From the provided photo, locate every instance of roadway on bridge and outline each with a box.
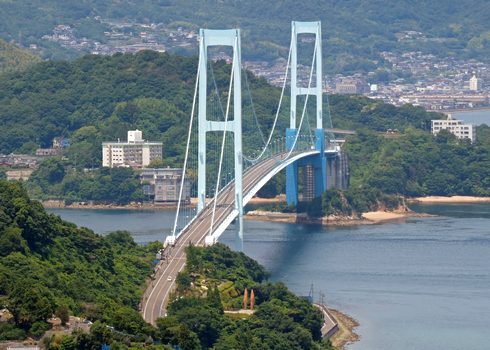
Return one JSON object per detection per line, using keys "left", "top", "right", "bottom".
{"left": 142, "top": 152, "right": 298, "bottom": 324}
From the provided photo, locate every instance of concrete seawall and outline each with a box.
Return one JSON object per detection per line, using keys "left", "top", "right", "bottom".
{"left": 314, "top": 303, "right": 340, "bottom": 339}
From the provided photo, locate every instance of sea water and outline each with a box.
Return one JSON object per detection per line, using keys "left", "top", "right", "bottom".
{"left": 48, "top": 203, "right": 490, "bottom": 350}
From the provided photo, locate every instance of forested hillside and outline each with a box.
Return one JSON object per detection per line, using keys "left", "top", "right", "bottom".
{"left": 1, "top": 1, "right": 490, "bottom": 68}
{"left": 330, "top": 95, "right": 490, "bottom": 198}
{"left": 0, "top": 51, "right": 195, "bottom": 161}
{"left": 0, "top": 51, "right": 435, "bottom": 161}
{"left": 0, "top": 51, "right": 279, "bottom": 166}
{"left": 1, "top": 52, "right": 488, "bottom": 206}
{"left": 158, "top": 243, "right": 333, "bottom": 350}
{"left": 0, "top": 180, "right": 159, "bottom": 341}
{"left": 304, "top": 125, "right": 490, "bottom": 218}
{"left": 0, "top": 180, "right": 334, "bottom": 348}
{"left": 0, "top": 39, "right": 39, "bottom": 73}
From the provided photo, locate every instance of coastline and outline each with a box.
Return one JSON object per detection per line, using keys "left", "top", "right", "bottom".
{"left": 41, "top": 200, "right": 178, "bottom": 211}
{"left": 41, "top": 195, "right": 288, "bottom": 211}
{"left": 41, "top": 195, "right": 490, "bottom": 212}
{"left": 409, "top": 195, "right": 490, "bottom": 203}
{"left": 245, "top": 209, "right": 431, "bottom": 226}
{"left": 328, "top": 308, "right": 360, "bottom": 350}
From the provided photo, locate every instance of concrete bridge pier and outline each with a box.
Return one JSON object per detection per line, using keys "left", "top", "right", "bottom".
{"left": 286, "top": 128, "right": 328, "bottom": 206}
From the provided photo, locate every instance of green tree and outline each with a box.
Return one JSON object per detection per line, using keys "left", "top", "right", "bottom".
{"left": 8, "top": 283, "right": 55, "bottom": 329}
{"left": 55, "top": 305, "right": 70, "bottom": 326}
{"left": 29, "top": 321, "right": 50, "bottom": 338}
{"left": 176, "top": 325, "right": 201, "bottom": 350}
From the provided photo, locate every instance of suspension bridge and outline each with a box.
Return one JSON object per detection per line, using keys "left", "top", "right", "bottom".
{"left": 142, "top": 21, "right": 348, "bottom": 325}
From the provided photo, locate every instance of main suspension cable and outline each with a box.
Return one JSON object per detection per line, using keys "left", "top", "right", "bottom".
{"left": 284, "top": 40, "right": 318, "bottom": 159}
{"left": 243, "top": 67, "right": 266, "bottom": 146}
{"left": 242, "top": 41, "right": 293, "bottom": 163}
{"left": 172, "top": 60, "right": 200, "bottom": 238}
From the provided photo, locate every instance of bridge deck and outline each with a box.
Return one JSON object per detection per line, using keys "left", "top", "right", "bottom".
{"left": 141, "top": 150, "right": 332, "bottom": 324}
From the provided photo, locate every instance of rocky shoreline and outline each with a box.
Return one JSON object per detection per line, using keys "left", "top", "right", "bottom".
{"left": 244, "top": 208, "right": 431, "bottom": 226}
{"left": 329, "top": 308, "right": 360, "bottom": 350}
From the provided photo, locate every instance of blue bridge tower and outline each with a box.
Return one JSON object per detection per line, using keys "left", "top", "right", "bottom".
{"left": 286, "top": 21, "right": 328, "bottom": 206}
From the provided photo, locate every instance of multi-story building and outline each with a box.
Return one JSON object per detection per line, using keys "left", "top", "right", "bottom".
{"left": 469, "top": 74, "right": 482, "bottom": 92}
{"left": 102, "top": 130, "right": 162, "bottom": 168}
{"left": 140, "top": 168, "right": 191, "bottom": 203}
{"left": 431, "top": 115, "right": 476, "bottom": 142}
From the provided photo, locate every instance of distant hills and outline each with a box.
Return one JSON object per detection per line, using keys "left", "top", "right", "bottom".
{"left": 0, "top": 51, "right": 280, "bottom": 166}
{"left": 0, "top": 39, "right": 39, "bottom": 73}
{"left": 1, "top": 50, "right": 488, "bottom": 203}
{"left": 1, "top": 1, "right": 490, "bottom": 71}
{"left": 0, "top": 50, "right": 439, "bottom": 157}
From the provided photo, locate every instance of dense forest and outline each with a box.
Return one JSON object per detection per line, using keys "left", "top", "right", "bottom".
{"left": 0, "top": 39, "right": 39, "bottom": 74}
{"left": 0, "top": 51, "right": 278, "bottom": 165}
{"left": 0, "top": 180, "right": 333, "bottom": 349}
{"left": 0, "top": 180, "right": 159, "bottom": 342}
{"left": 301, "top": 124, "right": 490, "bottom": 217}
{"left": 329, "top": 96, "right": 490, "bottom": 210}
{"left": 2, "top": 52, "right": 488, "bottom": 206}
{"left": 1, "top": 0, "right": 490, "bottom": 70}
{"left": 0, "top": 51, "right": 197, "bottom": 159}
{"left": 26, "top": 159, "right": 146, "bottom": 204}
{"left": 0, "top": 51, "right": 438, "bottom": 161}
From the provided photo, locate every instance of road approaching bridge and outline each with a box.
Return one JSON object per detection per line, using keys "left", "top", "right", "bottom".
{"left": 141, "top": 22, "right": 346, "bottom": 338}
{"left": 141, "top": 150, "right": 322, "bottom": 324}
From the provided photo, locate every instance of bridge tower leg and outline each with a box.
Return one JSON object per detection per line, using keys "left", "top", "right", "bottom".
{"left": 286, "top": 21, "right": 326, "bottom": 206}
{"left": 197, "top": 29, "right": 243, "bottom": 245}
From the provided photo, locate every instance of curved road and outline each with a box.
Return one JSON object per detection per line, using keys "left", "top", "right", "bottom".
{"left": 141, "top": 151, "right": 310, "bottom": 324}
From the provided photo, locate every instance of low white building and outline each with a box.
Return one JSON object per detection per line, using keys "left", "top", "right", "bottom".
{"left": 102, "top": 130, "right": 162, "bottom": 168}
{"left": 431, "top": 115, "right": 476, "bottom": 143}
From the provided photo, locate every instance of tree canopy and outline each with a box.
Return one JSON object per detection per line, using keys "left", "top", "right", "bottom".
{"left": 1, "top": 1, "right": 490, "bottom": 70}
{"left": 0, "top": 180, "right": 159, "bottom": 340}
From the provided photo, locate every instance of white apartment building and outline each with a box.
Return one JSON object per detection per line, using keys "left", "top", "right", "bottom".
{"left": 431, "top": 115, "right": 476, "bottom": 143}
{"left": 469, "top": 74, "right": 482, "bottom": 92}
{"left": 102, "top": 130, "right": 163, "bottom": 168}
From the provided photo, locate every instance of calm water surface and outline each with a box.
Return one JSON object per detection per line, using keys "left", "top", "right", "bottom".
{"left": 453, "top": 110, "right": 490, "bottom": 125}
{"left": 48, "top": 204, "right": 490, "bottom": 350}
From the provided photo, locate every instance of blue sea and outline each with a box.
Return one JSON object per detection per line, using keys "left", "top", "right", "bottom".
{"left": 48, "top": 203, "right": 490, "bottom": 350}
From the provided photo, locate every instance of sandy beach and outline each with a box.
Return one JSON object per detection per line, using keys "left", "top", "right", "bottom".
{"left": 362, "top": 210, "right": 417, "bottom": 222}
{"left": 410, "top": 196, "right": 490, "bottom": 203}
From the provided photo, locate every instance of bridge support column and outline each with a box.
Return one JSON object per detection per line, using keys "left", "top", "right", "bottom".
{"left": 314, "top": 128, "right": 327, "bottom": 198}
{"left": 286, "top": 21, "right": 324, "bottom": 207}
{"left": 197, "top": 29, "right": 244, "bottom": 248}
{"left": 286, "top": 128, "right": 299, "bottom": 206}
